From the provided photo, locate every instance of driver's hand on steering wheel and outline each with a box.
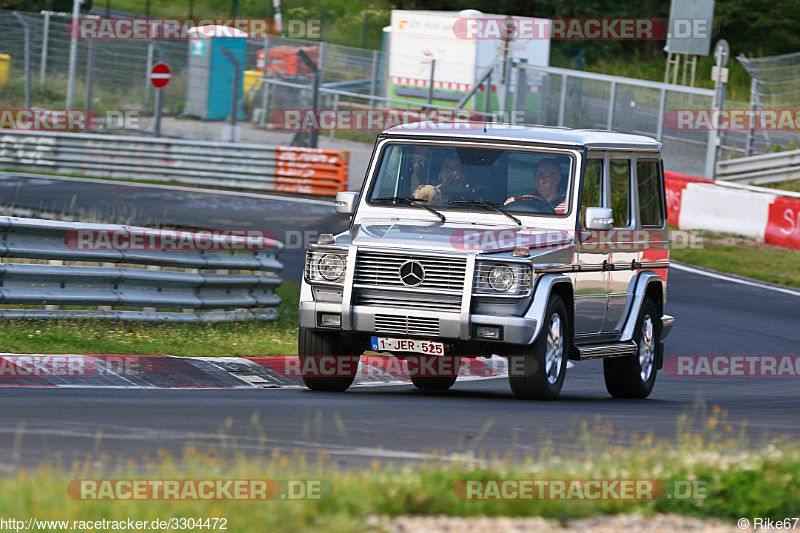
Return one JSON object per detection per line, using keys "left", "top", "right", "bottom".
{"left": 504, "top": 196, "right": 517, "bottom": 206}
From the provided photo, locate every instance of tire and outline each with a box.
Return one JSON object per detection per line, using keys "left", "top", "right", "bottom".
{"left": 603, "top": 297, "right": 660, "bottom": 399}
{"left": 406, "top": 356, "right": 461, "bottom": 391}
{"left": 508, "top": 294, "right": 569, "bottom": 400}
{"left": 298, "top": 328, "right": 360, "bottom": 392}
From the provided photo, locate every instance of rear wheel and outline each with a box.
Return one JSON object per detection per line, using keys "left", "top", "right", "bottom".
{"left": 407, "top": 356, "right": 461, "bottom": 391}
{"left": 508, "top": 294, "right": 569, "bottom": 400}
{"left": 298, "top": 328, "right": 360, "bottom": 392}
{"left": 603, "top": 297, "right": 660, "bottom": 399}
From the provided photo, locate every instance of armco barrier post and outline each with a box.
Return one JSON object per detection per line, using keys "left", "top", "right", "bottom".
{"left": 12, "top": 12, "right": 32, "bottom": 110}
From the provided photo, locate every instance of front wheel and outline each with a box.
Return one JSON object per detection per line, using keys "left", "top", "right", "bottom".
{"left": 603, "top": 297, "right": 660, "bottom": 399}
{"left": 508, "top": 294, "right": 569, "bottom": 400}
{"left": 298, "top": 328, "right": 360, "bottom": 392}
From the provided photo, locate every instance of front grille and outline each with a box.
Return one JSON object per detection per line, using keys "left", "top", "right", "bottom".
{"left": 374, "top": 314, "right": 440, "bottom": 336}
{"left": 355, "top": 251, "right": 466, "bottom": 292}
{"left": 354, "top": 289, "right": 462, "bottom": 311}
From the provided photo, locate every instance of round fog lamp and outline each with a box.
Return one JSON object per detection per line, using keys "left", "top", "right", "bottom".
{"left": 318, "top": 254, "right": 345, "bottom": 281}
{"left": 488, "top": 265, "right": 515, "bottom": 292}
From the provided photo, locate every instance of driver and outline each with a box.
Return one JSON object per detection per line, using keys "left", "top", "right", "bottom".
{"left": 413, "top": 155, "right": 472, "bottom": 205}
{"left": 504, "top": 159, "right": 567, "bottom": 214}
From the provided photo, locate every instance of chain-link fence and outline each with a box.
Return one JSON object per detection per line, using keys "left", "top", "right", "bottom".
{"left": 737, "top": 52, "right": 800, "bottom": 155}
{"left": 0, "top": 9, "right": 384, "bottom": 120}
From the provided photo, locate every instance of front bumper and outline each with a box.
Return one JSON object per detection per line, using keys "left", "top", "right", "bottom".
{"left": 299, "top": 300, "right": 539, "bottom": 345}
{"left": 661, "top": 314, "right": 675, "bottom": 340}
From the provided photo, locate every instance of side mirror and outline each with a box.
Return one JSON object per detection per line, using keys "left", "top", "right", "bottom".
{"left": 334, "top": 191, "right": 359, "bottom": 215}
{"left": 585, "top": 207, "right": 614, "bottom": 230}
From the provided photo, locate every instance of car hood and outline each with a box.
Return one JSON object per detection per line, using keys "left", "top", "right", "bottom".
{"left": 348, "top": 219, "right": 574, "bottom": 254}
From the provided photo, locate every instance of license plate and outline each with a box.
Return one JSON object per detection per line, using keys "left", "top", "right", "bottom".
{"left": 370, "top": 336, "right": 444, "bottom": 355}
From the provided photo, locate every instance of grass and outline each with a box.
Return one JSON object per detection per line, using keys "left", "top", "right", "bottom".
{"left": 0, "top": 282, "right": 300, "bottom": 357}
{"left": 762, "top": 178, "right": 800, "bottom": 193}
{"left": 0, "top": 410, "right": 797, "bottom": 530}
{"left": 670, "top": 229, "right": 800, "bottom": 288}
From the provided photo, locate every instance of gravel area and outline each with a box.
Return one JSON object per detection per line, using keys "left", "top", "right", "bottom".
{"left": 367, "top": 514, "right": 741, "bottom": 532}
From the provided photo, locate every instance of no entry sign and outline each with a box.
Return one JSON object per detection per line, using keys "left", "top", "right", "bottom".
{"left": 149, "top": 63, "right": 171, "bottom": 89}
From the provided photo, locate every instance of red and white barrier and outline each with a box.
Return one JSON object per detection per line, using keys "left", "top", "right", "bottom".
{"left": 664, "top": 170, "right": 800, "bottom": 250}
{"left": 766, "top": 197, "right": 800, "bottom": 250}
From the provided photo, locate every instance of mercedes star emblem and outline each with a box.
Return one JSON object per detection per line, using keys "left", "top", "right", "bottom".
{"left": 399, "top": 260, "right": 425, "bottom": 287}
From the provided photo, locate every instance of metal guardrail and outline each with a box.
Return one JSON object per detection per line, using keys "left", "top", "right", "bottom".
{"left": 0, "top": 131, "right": 349, "bottom": 196}
{"left": 0, "top": 216, "right": 284, "bottom": 322}
{"left": 716, "top": 150, "right": 800, "bottom": 185}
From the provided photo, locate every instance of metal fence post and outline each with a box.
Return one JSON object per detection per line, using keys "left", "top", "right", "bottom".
{"left": 606, "top": 81, "right": 617, "bottom": 131}
{"left": 705, "top": 52, "right": 728, "bottom": 179}
{"left": 503, "top": 58, "right": 512, "bottom": 114}
{"left": 483, "top": 68, "right": 492, "bottom": 115}
{"left": 154, "top": 88, "right": 163, "bottom": 137}
{"left": 86, "top": 40, "right": 95, "bottom": 111}
{"left": 512, "top": 59, "right": 528, "bottom": 123}
{"left": 219, "top": 46, "right": 241, "bottom": 132}
{"left": 39, "top": 11, "right": 50, "bottom": 89}
{"left": 12, "top": 13, "right": 32, "bottom": 111}
{"left": 259, "top": 79, "right": 271, "bottom": 127}
{"left": 297, "top": 49, "right": 320, "bottom": 148}
{"left": 330, "top": 93, "right": 339, "bottom": 139}
{"left": 656, "top": 87, "right": 667, "bottom": 140}
{"left": 539, "top": 72, "right": 549, "bottom": 124}
{"left": 318, "top": 41, "right": 326, "bottom": 82}
{"left": 745, "top": 78, "right": 758, "bottom": 156}
{"left": 557, "top": 73, "right": 568, "bottom": 127}
{"left": 144, "top": 42, "right": 154, "bottom": 104}
{"left": 369, "top": 49, "right": 379, "bottom": 109}
{"left": 427, "top": 59, "right": 436, "bottom": 105}
{"left": 66, "top": 0, "right": 80, "bottom": 109}
{"left": 258, "top": 37, "right": 271, "bottom": 127}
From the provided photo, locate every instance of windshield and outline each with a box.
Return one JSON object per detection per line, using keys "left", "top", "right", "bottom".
{"left": 368, "top": 143, "right": 575, "bottom": 216}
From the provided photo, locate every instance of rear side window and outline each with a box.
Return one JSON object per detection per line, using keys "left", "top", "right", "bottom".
{"left": 610, "top": 159, "right": 631, "bottom": 228}
{"left": 636, "top": 160, "right": 665, "bottom": 227}
{"left": 580, "top": 159, "right": 603, "bottom": 228}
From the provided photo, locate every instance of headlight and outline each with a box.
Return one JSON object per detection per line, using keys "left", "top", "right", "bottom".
{"left": 305, "top": 249, "right": 347, "bottom": 284}
{"left": 488, "top": 265, "right": 515, "bottom": 292}
{"left": 473, "top": 262, "right": 532, "bottom": 297}
{"left": 318, "top": 253, "right": 345, "bottom": 281}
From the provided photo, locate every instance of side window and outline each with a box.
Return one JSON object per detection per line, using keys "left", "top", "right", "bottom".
{"left": 609, "top": 159, "right": 631, "bottom": 228}
{"left": 580, "top": 158, "right": 603, "bottom": 227}
{"left": 636, "top": 159, "right": 665, "bottom": 227}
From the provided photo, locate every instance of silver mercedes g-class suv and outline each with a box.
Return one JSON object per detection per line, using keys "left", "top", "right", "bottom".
{"left": 299, "top": 123, "right": 674, "bottom": 400}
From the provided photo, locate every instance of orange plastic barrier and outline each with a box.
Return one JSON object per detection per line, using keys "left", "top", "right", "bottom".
{"left": 274, "top": 146, "right": 349, "bottom": 196}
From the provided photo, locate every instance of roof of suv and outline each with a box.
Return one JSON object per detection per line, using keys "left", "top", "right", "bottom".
{"left": 381, "top": 123, "right": 662, "bottom": 151}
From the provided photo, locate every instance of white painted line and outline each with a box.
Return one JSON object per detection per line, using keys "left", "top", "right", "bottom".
{"left": 671, "top": 262, "right": 800, "bottom": 297}
{"left": 0, "top": 171, "right": 334, "bottom": 206}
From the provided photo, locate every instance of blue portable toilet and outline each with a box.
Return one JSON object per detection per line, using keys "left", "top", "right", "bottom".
{"left": 184, "top": 25, "right": 248, "bottom": 120}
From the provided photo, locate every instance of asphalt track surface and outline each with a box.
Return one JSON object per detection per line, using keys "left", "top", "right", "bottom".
{"left": 0, "top": 172, "right": 798, "bottom": 468}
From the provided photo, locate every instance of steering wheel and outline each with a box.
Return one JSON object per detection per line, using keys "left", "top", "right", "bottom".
{"left": 504, "top": 196, "right": 557, "bottom": 214}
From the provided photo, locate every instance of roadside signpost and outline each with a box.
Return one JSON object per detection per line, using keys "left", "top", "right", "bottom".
{"left": 149, "top": 62, "right": 171, "bottom": 137}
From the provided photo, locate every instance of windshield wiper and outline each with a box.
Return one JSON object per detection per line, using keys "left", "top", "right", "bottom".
{"left": 449, "top": 200, "right": 522, "bottom": 226}
{"left": 373, "top": 196, "right": 446, "bottom": 222}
